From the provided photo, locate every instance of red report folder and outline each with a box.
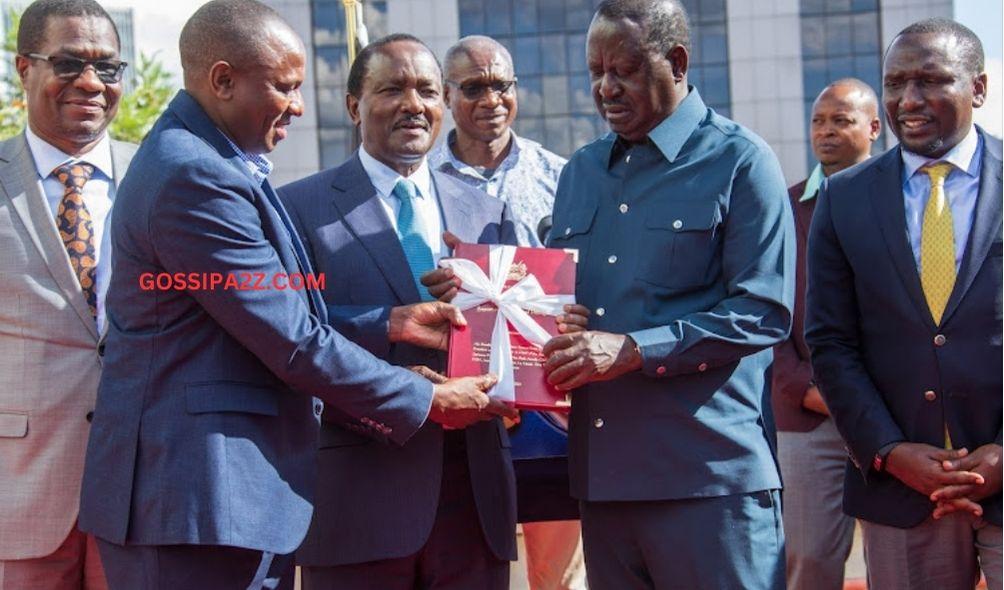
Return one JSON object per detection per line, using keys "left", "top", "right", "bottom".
{"left": 445, "top": 243, "right": 577, "bottom": 411}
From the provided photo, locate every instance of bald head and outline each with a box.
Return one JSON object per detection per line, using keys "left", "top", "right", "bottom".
{"left": 444, "top": 35, "right": 513, "bottom": 81}
{"left": 814, "top": 78, "right": 879, "bottom": 119}
{"left": 179, "top": 0, "right": 301, "bottom": 85}
{"left": 810, "top": 77, "right": 881, "bottom": 175}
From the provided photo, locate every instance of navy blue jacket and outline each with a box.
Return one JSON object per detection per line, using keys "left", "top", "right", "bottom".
{"left": 806, "top": 129, "right": 1002, "bottom": 528}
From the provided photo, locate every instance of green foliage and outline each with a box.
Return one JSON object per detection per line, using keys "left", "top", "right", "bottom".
{"left": 0, "top": 7, "right": 174, "bottom": 144}
{"left": 0, "top": 7, "right": 25, "bottom": 140}
{"left": 109, "top": 51, "right": 174, "bottom": 144}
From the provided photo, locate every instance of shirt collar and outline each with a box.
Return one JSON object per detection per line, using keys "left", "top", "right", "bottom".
{"left": 218, "top": 130, "right": 273, "bottom": 185}
{"left": 25, "top": 125, "right": 114, "bottom": 180}
{"left": 439, "top": 128, "right": 521, "bottom": 180}
{"left": 800, "top": 164, "right": 826, "bottom": 202}
{"left": 607, "top": 86, "right": 706, "bottom": 168}
{"left": 901, "top": 124, "right": 981, "bottom": 180}
{"left": 358, "top": 145, "right": 433, "bottom": 200}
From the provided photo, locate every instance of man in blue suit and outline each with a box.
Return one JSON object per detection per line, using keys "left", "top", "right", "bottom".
{"left": 541, "top": 1, "right": 794, "bottom": 588}
{"left": 279, "top": 33, "right": 586, "bottom": 590}
{"left": 77, "top": 4, "right": 511, "bottom": 589}
{"left": 806, "top": 18, "right": 1001, "bottom": 590}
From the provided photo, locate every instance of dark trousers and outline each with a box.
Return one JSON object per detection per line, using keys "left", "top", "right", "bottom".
{"left": 96, "top": 539, "right": 294, "bottom": 590}
{"left": 581, "top": 490, "right": 785, "bottom": 590}
{"left": 302, "top": 432, "right": 509, "bottom": 590}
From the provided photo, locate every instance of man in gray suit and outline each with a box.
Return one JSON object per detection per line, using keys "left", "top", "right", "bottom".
{"left": 280, "top": 33, "right": 586, "bottom": 590}
{"left": 0, "top": 1, "right": 134, "bottom": 588}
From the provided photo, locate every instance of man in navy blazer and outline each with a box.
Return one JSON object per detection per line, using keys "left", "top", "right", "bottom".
{"left": 77, "top": 4, "right": 509, "bottom": 589}
{"left": 278, "top": 34, "right": 540, "bottom": 590}
{"left": 806, "top": 18, "right": 1002, "bottom": 590}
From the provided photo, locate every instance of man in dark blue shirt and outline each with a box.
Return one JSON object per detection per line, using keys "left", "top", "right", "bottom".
{"left": 543, "top": 1, "right": 795, "bottom": 588}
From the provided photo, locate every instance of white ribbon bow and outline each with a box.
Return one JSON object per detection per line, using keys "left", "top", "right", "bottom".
{"left": 440, "top": 245, "right": 575, "bottom": 402}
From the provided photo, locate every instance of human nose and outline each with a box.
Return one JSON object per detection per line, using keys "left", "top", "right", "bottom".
{"left": 288, "top": 88, "right": 304, "bottom": 117}
{"left": 597, "top": 72, "right": 621, "bottom": 100}
{"left": 73, "top": 65, "right": 105, "bottom": 92}
{"left": 401, "top": 88, "right": 423, "bottom": 113}
{"left": 899, "top": 80, "right": 924, "bottom": 111}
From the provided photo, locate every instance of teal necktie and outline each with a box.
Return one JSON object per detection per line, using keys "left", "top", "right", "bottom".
{"left": 393, "top": 178, "right": 435, "bottom": 300}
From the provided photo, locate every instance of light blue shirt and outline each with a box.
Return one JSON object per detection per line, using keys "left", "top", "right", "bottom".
{"left": 26, "top": 127, "right": 115, "bottom": 334}
{"left": 357, "top": 147, "right": 447, "bottom": 260}
{"left": 901, "top": 125, "right": 982, "bottom": 272}
{"left": 219, "top": 131, "right": 273, "bottom": 185}
{"left": 429, "top": 130, "right": 566, "bottom": 247}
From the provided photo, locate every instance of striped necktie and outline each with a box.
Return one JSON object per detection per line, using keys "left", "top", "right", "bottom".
{"left": 53, "top": 162, "right": 98, "bottom": 322}
{"left": 920, "top": 162, "right": 956, "bottom": 325}
{"left": 393, "top": 178, "right": 435, "bottom": 300}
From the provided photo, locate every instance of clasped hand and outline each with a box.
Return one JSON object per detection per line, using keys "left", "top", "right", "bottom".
{"left": 885, "top": 442, "right": 1002, "bottom": 520}
{"left": 410, "top": 366, "right": 517, "bottom": 430}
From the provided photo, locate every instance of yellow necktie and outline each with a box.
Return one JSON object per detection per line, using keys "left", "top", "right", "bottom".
{"left": 920, "top": 163, "right": 955, "bottom": 325}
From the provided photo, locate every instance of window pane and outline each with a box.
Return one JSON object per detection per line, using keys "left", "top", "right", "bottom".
{"left": 851, "top": 12, "right": 879, "bottom": 54}
{"left": 825, "top": 15, "right": 852, "bottom": 56}
{"left": 544, "top": 115, "right": 572, "bottom": 156}
{"left": 516, "top": 116, "right": 545, "bottom": 145}
{"left": 542, "top": 74, "right": 570, "bottom": 116}
{"left": 517, "top": 75, "right": 543, "bottom": 117}
{"left": 514, "top": 0, "right": 538, "bottom": 34}
{"left": 458, "top": 0, "right": 483, "bottom": 33}
{"left": 539, "top": 0, "right": 564, "bottom": 32}
{"left": 566, "top": 33, "right": 587, "bottom": 73}
{"left": 801, "top": 17, "right": 825, "bottom": 58}
{"left": 541, "top": 34, "right": 567, "bottom": 74}
{"left": 698, "top": 0, "right": 725, "bottom": 22}
{"left": 515, "top": 36, "right": 542, "bottom": 75}
{"left": 700, "top": 24, "right": 727, "bottom": 64}
{"left": 569, "top": 72, "right": 593, "bottom": 113}
{"left": 485, "top": 0, "right": 513, "bottom": 36}
{"left": 315, "top": 46, "right": 349, "bottom": 86}
{"left": 316, "top": 85, "right": 349, "bottom": 126}
{"left": 570, "top": 114, "right": 601, "bottom": 152}
{"left": 566, "top": 0, "right": 594, "bottom": 30}
{"left": 702, "top": 65, "right": 729, "bottom": 107}
{"left": 313, "top": 0, "right": 347, "bottom": 46}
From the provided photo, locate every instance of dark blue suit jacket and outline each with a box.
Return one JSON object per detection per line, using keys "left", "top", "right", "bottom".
{"left": 79, "top": 92, "right": 434, "bottom": 554}
{"left": 278, "top": 154, "right": 519, "bottom": 565}
{"left": 806, "top": 129, "right": 1002, "bottom": 528}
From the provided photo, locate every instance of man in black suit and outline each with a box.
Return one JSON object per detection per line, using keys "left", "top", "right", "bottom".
{"left": 806, "top": 18, "right": 1001, "bottom": 590}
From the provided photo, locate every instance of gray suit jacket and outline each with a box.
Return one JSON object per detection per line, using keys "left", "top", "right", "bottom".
{"left": 0, "top": 132, "right": 135, "bottom": 559}
{"left": 279, "top": 154, "right": 519, "bottom": 565}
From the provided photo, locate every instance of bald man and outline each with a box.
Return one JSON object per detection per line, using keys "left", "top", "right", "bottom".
{"left": 772, "top": 78, "right": 880, "bottom": 590}
{"left": 427, "top": 35, "right": 586, "bottom": 590}
{"left": 77, "top": 2, "right": 507, "bottom": 589}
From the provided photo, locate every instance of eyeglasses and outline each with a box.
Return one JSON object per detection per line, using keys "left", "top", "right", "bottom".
{"left": 446, "top": 78, "right": 517, "bottom": 100}
{"left": 22, "top": 53, "right": 127, "bottom": 84}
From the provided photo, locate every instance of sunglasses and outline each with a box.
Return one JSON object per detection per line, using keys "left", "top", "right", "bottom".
{"left": 22, "top": 53, "right": 128, "bottom": 84}
{"left": 446, "top": 78, "right": 517, "bottom": 100}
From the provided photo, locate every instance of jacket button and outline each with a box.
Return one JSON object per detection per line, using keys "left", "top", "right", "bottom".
{"left": 924, "top": 390, "right": 937, "bottom": 401}
{"left": 698, "top": 362, "right": 708, "bottom": 372}
{"left": 564, "top": 227, "right": 572, "bottom": 236}
{"left": 313, "top": 403, "right": 323, "bottom": 415}
{"left": 86, "top": 411, "right": 94, "bottom": 423}
{"left": 593, "top": 418, "right": 604, "bottom": 428}
{"left": 619, "top": 203, "right": 629, "bottom": 214}
{"left": 595, "top": 307, "right": 605, "bottom": 316}
{"left": 933, "top": 334, "right": 947, "bottom": 346}
{"left": 672, "top": 219, "right": 683, "bottom": 230}
{"left": 656, "top": 365, "right": 667, "bottom": 375}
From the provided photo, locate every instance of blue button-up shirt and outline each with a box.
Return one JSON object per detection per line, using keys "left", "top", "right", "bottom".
{"left": 219, "top": 131, "right": 273, "bottom": 185}
{"left": 549, "top": 88, "right": 795, "bottom": 501}
{"left": 430, "top": 130, "right": 565, "bottom": 246}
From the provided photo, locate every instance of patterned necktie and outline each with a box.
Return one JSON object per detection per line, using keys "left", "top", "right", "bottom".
{"left": 393, "top": 178, "right": 435, "bottom": 300}
{"left": 920, "top": 162, "right": 956, "bottom": 325}
{"left": 54, "top": 162, "right": 98, "bottom": 321}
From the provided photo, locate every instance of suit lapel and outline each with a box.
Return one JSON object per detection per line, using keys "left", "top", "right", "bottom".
{"left": 0, "top": 135, "right": 99, "bottom": 340}
{"left": 331, "top": 154, "right": 419, "bottom": 303}
{"left": 942, "top": 131, "right": 1003, "bottom": 324}
{"left": 869, "top": 148, "right": 936, "bottom": 328}
{"left": 434, "top": 171, "right": 474, "bottom": 239}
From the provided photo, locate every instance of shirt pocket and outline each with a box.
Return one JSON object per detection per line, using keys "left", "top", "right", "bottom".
{"left": 638, "top": 198, "right": 721, "bottom": 289}
{"left": 548, "top": 206, "right": 597, "bottom": 285}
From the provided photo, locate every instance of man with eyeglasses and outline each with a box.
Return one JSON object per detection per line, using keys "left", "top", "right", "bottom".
{"left": 427, "top": 35, "right": 587, "bottom": 590}
{"left": 0, "top": 1, "right": 134, "bottom": 589}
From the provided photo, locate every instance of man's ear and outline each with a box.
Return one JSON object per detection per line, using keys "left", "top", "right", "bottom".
{"left": 14, "top": 54, "right": 30, "bottom": 85}
{"left": 346, "top": 93, "right": 361, "bottom": 126}
{"left": 869, "top": 116, "right": 881, "bottom": 141}
{"left": 208, "top": 61, "right": 236, "bottom": 100}
{"left": 667, "top": 45, "right": 689, "bottom": 82}
{"left": 972, "top": 72, "right": 988, "bottom": 109}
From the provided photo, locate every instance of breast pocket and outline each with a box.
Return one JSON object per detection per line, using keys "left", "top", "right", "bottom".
{"left": 549, "top": 206, "right": 597, "bottom": 284}
{"left": 638, "top": 199, "right": 721, "bottom": 289}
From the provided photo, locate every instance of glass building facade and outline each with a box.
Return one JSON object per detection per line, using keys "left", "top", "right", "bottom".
{"left": 458, "top": 0, "right": 731, "bottom": 157}
{"left": 799, "top": 0, "right": 884, "bottom": 166}
{"left": 312, "top": 0, "right": 389, "bottom": 169}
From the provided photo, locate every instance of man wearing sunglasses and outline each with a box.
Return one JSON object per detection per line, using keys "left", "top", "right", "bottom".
{"left": 427, "top": 36, "right": 586, "bottom": 590}
{"left": 0, "top": 1, "right": 134, "bottom": 589}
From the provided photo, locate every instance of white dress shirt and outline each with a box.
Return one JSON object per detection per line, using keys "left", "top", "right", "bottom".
{"left": 901, "top": 125, "right": 982, "bottom": 272}
{"left": 358, "top": 147, "right": 447, "bottom": 260}
{"left": 25, "top": 127, "right": 115, "bottom": 334}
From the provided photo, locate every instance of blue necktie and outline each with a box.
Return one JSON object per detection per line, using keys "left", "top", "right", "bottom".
{"left": 393, "top": 178, "right": 435, "bottom": 300}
